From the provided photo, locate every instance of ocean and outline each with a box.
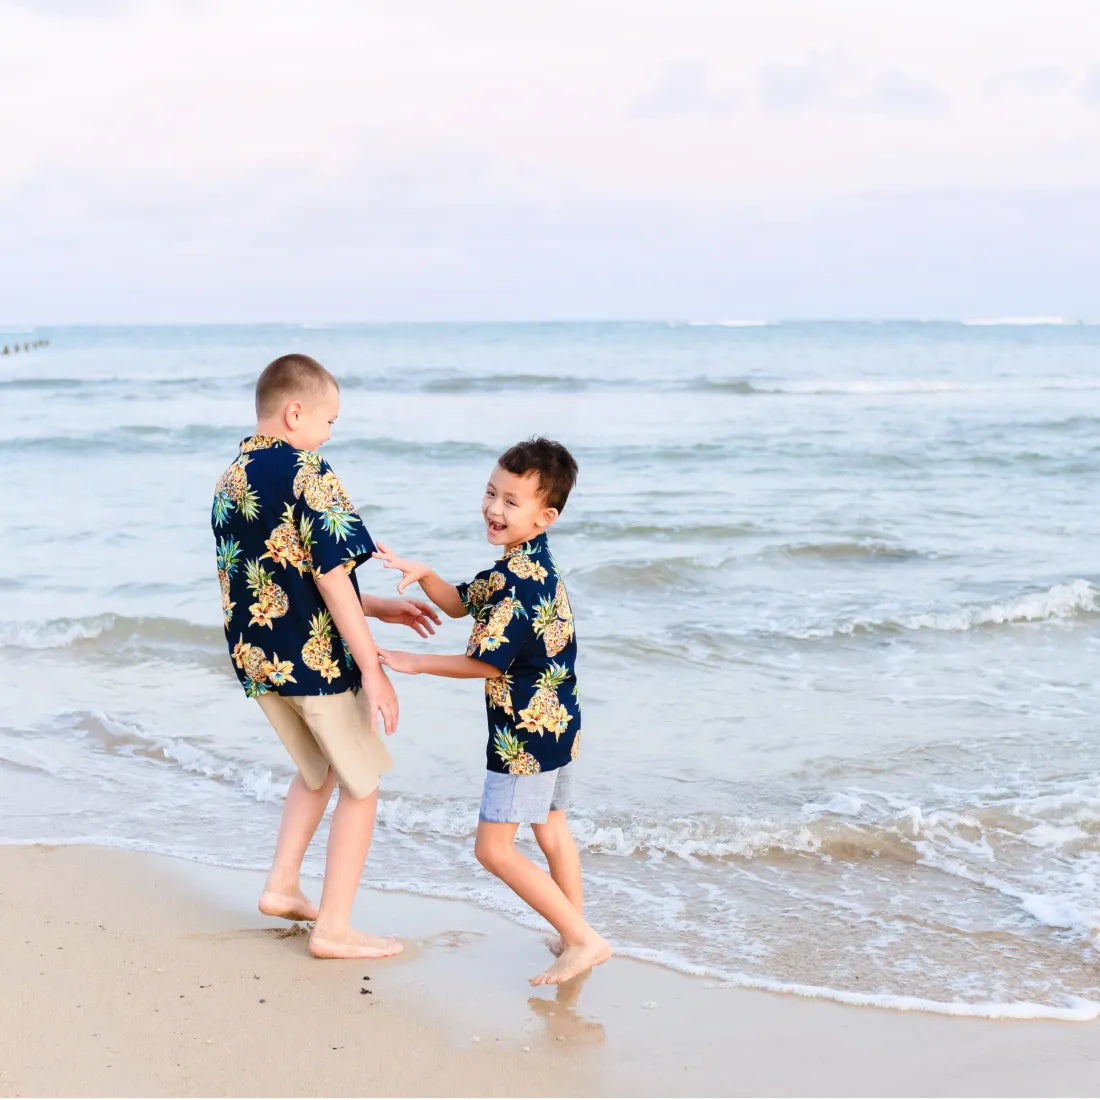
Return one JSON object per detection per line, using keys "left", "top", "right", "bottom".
{"left": 4, "top": 319, "right": 1099, "bottom": 1019}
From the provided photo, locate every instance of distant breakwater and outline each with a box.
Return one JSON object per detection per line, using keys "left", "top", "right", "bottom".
{"left": 3, "top": 339, "right": 48, "bottom": 355}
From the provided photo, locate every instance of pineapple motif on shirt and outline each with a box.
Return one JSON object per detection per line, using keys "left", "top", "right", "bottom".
{"left": 211, "top": 435, "right": 377, "bottom": 698}
{"left": 457, "top": 533, "right": 581, "bottom": 775}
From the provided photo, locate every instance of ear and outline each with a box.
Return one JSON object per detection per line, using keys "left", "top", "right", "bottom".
{"left": 536, "top": 506, "right": 559, "bottom": 531}
{"left": 284, "top": 400, "right": 303, "bottom": 429}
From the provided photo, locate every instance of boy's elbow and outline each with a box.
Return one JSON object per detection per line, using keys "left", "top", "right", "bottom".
{"left": 313, "top": 566, "right": 343, "bottom": 591}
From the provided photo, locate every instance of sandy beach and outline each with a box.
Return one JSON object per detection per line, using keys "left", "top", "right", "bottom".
{"left": 0, "top": 844, "right": 1097, "bottom": 1097}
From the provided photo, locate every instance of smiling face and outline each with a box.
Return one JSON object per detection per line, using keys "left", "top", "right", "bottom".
{"left": 482, "top": 464, "right": 559, "bottom": 550}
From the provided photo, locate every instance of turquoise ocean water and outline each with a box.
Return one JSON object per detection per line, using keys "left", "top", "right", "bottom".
{"left": 3, "top": 319, "right": 1100, "bottom": 1017}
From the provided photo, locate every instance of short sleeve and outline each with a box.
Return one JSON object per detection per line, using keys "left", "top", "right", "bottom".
{"left": 465, "top": 576, "right": 534, "bottom": 674}
{"left": 456, "top": 579, "right": 472, "bottom": 611}
{"left": 295, "top": 455, "right": 376, "bottom": 577}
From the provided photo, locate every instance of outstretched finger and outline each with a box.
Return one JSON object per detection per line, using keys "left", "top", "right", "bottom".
{"left": 407, "top": 608, "right": 437, "bottom": 635}
{"left": 416, "top": 603, "right": 443, "bottom": 626}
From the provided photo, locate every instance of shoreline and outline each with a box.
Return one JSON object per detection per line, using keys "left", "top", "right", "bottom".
{"left": 2, "top": 844, "right": 1099, "bottom": 1097}
{"left": 13, "top": 831, "right": 1096, "bottom": 1025}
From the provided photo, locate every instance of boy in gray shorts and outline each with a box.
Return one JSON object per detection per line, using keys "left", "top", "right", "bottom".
{"left": 374, "top": 437, "right": 611, "bottom": 986}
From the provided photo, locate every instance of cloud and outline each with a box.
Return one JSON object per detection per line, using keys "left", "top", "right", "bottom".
{"left": 1083, "top": 65, "right": 1100, "bottom": 106}
{"left": 0, "top": 0, "right": 1097, "bottom": 321}
{"left": 629, "top": 59, "right": 740, "bottom": 119}
{"left": 864, "top": 70, "right": 949, "bottom": 117}
{"left": 757, "top": 52, "right": 948, "bottom": 117}
{"left": 982, "top": 66, "right": 1072, "bottom": 98}
{"left": 981, "top": 63, "right": 1100, "bottom": 110}
{"left": 4, "top": 0, "right": 135, "bottom": 16}
{"left": 5, "top": 182, "right": 1099, "bottom": 322}
{"left": 757, "top": 53, "right": 841, "bottom": 113}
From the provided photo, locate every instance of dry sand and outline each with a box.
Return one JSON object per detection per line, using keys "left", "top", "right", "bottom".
{"left": 1, "top": 843, "right": 1098, "bottom": 1097}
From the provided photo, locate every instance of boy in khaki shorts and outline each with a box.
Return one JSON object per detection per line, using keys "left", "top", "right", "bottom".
{"left": 212, "top": 353, "right": 440, "bottom": 959}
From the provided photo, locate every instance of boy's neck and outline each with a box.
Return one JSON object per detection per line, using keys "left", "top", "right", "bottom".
{"left": 252, "top": 419, "right": 289, "bottom": 443}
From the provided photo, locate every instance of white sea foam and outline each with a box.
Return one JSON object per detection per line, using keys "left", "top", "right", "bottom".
{"left": 4, "top": 614, "right": 118, "bottom": 649}
{"left": 795, "top": 579, "right": 1100, "bottom": 639}
{"left": 1, "top": 613, "right": 221, "bottom": 653}
{"left": 684, "top": 319, "right": 771, "bottom": 327}
{"left": 376, "top": 794, "right": 478, "bottom": 839}
{"left": 801, "top": 792, "right": 864, "bottom": 816}
{"left": 900, "top": 580, "right": 1099, "bottom": 631}
{"left": 1019, "top": 822, "right": 1089, "bottom": 847}
{"left": 962, "top": 316, "right": 1078, "bottom": 326}
{"left": 762, "top": 377, "right": 1100, "bottom": 396}
{"left": 155, "top": 739, "right": 285, "bottom": 804}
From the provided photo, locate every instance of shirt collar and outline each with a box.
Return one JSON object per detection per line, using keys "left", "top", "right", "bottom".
{"left": 239, "top": 434, "right": 288, "bottom": 453}
{"left": 499, "top": 531, "right": 549, "bottom": 561}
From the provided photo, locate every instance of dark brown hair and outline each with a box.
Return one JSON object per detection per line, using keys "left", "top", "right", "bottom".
{"left": 497, "top": 437, "right": 579, "bottom": 512}
{"left": 255, "top": 354, "right": 339, "bottom": 417}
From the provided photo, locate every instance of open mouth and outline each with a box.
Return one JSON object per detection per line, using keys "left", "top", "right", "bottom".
{"left": 487, "top": 520, "right": 507, "bottom": 536}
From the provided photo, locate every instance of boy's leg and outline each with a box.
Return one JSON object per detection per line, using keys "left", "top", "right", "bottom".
{"left": 259, "top": 768, "right": 338, "bottom": 921}
{"left": 532, "top": 810, "right": 582, "bottom": 956}
{"left": 532, "top": 811, "right": 583, "bottom": 910}
{"left": 308, "top": 785, "right": 403, "bottom": 959}
{"left": 475, "top": 821, "right": 609, "bottom": 985}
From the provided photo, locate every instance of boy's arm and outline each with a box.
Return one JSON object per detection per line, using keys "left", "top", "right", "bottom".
{"left": 359, "top": 592, "right": 442, "bottom": 638}
{"left": 378, "top": 650, "right": 502, "bottom": 679}
{"left": 314, "top": 566, "right": 400, "bottom": 733}
{"left": 372, "top": 542, "right": 467, "bottom": 619}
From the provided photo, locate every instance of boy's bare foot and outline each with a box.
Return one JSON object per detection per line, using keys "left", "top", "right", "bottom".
{"left": 309, "top": 927, "right": 405, "bottom": 960}
{"left": 258, "top": 888, "right": 318, "bottom": 922}
{"left": 530, "top": 935, "right": 611, "bottom": 986}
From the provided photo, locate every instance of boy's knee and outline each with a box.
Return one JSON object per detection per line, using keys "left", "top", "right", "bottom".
{"left": 474, "top": 835, "right": 511, "bottom": 875}
{"left": 534, "top": 830, "right": 562, "bottom": 858}
{"left": 532, "top": 814, "right": 569, "bottom": 854}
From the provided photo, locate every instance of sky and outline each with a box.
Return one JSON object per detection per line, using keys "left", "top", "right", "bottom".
{"left": 1, "top": 0, "right": 1098, "bottom": 322}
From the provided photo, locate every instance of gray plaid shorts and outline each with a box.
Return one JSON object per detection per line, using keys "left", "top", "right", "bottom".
{"left": 479, "top": 761, "right": 576, "bottom": 824}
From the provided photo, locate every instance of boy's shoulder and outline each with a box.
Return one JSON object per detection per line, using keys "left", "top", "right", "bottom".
{"left": 499, "top": 535, "right": 558, "bottom": 585}
{"left": 224, "top": 436, "right": 345, "bottom": 487}
{"left": 471, "top": 536, "right": 564, "bottom": 610}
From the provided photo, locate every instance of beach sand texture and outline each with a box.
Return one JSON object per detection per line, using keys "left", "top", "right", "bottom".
{"left": 2, "top": 843, "right": 1098, "bottom": 1098}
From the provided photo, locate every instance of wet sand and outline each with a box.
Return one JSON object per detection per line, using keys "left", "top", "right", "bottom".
{"left": 0, "top": 844, "right": 1097, "bottom": 1097}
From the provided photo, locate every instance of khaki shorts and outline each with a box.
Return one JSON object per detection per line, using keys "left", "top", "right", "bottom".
{"left": 256, "top": 688, "right": 393, "bottom": 800}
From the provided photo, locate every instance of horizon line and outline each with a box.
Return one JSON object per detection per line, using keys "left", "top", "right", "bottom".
{"left": 1, "top": 315, "right": 1095, "bottom": 330}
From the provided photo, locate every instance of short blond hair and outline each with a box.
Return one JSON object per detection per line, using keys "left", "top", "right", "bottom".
{"left": 255, "top": 354, "right": 339, "bottom": 417}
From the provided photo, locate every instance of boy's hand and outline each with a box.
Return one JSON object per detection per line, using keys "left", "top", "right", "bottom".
{"left": 377, "top": 649, "right": 423, "bottom": 676}
{"left": 372, "top": 596, "right": 442, "bottom": 637}
{"left": 362, "top": 665, "right": 399, "bottom": 734}
{"left": 372, "top": 542, "right": 431, "bottom": 595}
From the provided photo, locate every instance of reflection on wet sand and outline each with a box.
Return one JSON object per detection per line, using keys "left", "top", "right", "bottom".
{"left": 528, "top": 970, "right": 607, "bottom": 1044}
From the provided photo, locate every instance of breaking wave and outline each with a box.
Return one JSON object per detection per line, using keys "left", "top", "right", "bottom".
{"left": 797, "top": 580, "right": 1100, "bottom": 638}
{"left": 962, "top": 316, "right": 1079, "bottom": 326}
{"left": 1, "top": 613, "right": 223, "bottom": 653}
